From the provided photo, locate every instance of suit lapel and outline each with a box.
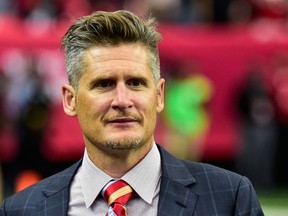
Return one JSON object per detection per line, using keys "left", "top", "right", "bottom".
{"left": 157, "top": 145, "right": 198, "bottom": 216}
{"left": 35, "top": 187, "right": 70, "bottom": 216}
{"left": 35, "top": 160, "right": 81, "bottom": 216}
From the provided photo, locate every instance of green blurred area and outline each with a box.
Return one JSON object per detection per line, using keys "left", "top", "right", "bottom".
{"left": 259, "top": 188, "right": 288, "bottom": 215}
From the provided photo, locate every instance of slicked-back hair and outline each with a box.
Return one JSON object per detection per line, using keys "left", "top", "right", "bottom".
{"left": 61, "top": 10, "right": 162, "bottom": 89}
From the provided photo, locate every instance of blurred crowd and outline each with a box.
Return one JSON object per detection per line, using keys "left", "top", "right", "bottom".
{"left": 0, "top": 0, "right": 288, "bottom": 24}
{"left": 1, "top": 0, "right": 288, "bottom": 201}
{"left": 0, "top": 52, "right": 51, "bottom": 196}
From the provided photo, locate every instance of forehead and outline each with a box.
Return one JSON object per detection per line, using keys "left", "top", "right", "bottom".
{"left": 77, "top": 44, "right": 155, "bottom": 85}
{"left": 84, "top": 43, "right": 149, "bottom": 69}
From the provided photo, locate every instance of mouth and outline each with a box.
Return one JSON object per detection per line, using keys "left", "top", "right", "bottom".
{"left": 108, "top": 117, "right": 138, "bottom": 124}
{"left": 105, "top": 116, "right": 141, "bottom": 127}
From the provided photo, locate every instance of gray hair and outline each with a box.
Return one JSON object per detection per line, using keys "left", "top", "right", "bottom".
{"left": 61, "top": 10, "right": 162, "bottom": 89}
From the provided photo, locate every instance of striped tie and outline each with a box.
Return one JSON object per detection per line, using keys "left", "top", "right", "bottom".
{"left": 103, "top": 180, "right": 134, "bottom": 216}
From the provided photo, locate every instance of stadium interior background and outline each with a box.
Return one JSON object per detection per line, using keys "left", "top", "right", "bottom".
{"left": 0, "top": 0, "right": 288, "bottom": 212}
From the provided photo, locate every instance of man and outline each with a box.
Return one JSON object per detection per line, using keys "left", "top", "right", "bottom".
{"left": 0, "top": 10, "right": 264, "bottom": 216}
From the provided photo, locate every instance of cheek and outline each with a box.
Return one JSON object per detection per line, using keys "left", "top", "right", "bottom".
{"left": 136, "top": 94, "right": 158, "bottom": 118}
{"left": 81, "top": 99, "right": 113, "bottom": 127}
{"left": 76, "top": 95, "right": 95, "bottom": 118}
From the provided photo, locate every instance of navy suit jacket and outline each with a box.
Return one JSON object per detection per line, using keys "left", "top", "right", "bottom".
{"left": 1, "top": 145, "right": 264, "bottom": 216}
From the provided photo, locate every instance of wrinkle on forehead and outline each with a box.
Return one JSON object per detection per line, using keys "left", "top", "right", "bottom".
{"left": 83, "top": 44, "right": 151, "bottom": 75}
{"left": 85, "top": 44, "right": 148, "bottom": 64}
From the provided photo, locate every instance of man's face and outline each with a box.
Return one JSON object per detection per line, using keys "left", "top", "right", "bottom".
{"left": 63, "top": 44, "right": 164, "bottom": 154}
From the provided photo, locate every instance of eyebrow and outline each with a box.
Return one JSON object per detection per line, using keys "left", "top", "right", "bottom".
{"left": 88, "top": 73, "right": 151, "bottom": 87}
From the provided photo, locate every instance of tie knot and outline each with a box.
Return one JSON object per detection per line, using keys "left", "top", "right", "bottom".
{"left": 103, "top": 180, "right": 134, "bottom": 206}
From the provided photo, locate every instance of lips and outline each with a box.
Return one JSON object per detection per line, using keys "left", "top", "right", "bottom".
{"left": 104, "top": 115, "right": 142, "bottom": 126}
{"left": 108, "top": 117, "right": 138, "bottom": 123}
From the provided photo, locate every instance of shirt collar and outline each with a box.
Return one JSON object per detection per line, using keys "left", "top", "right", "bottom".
{"left": 80, "top": 143, "right": 161, "bottom": 208}
{"left": 80, "top": 149, "right": 112, "bottom": 208}
{"left": 122, "top": 143, "right": 161, "bottom": 204}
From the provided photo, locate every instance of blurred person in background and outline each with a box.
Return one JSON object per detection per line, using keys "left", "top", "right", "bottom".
{"left": 208, "top": 0, "right": 288, "bottom": 23}
{"left": 249, "top": 0, "right": 288, "bottom": 21}
{"left": 0, "top": 0, "right": 12, "bottom": 15}
{"left": 0, "top": 165, "right": 2, "bottom": 203}
{"left": 0, "top": 70, "right": 18, "bottom": 198}
{"left": 270, "top": 53, "right": 288, "bottom": 187}
{"left": 0, "top": 53, "right": 50, "bottom": 197}
{"left": 148, "top": 0, "right": 212, "bottom": 23}
{"left": 0, "top": 71, "right": 7, "bottom": 200}
{"left": 13, "top": 0, "right": 61, "bottom": 20}
{"left": 12, "top": 57, "right": 50, "bottom": 186}
{"left": 236, "top": 68, "right": 277, "bottom": 191}
{"left": 1, "top": 10, "right": 263, "bottom": 215}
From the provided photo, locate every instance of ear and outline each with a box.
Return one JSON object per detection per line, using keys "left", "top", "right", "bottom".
{"left": 156, "top": 78, "right": 165, "bottom": 113}
{"left": 62, "top": 84, "right": 77, "bottom": 117}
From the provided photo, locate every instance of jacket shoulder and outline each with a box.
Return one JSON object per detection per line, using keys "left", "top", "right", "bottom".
{"left": 159, "top": 144, "right": 247, "bottom": 190}
{"left": 189, "top": 159, "right": 242, "bottom": 177}
{"left": 183, "top": 159, "right": 241, "bottom": 180}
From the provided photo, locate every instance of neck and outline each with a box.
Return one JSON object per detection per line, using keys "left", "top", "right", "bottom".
{"left": 86, "top": 142, "right": 153, "bottom": 178}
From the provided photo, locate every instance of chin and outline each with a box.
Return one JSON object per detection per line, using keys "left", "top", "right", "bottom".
{"left": 104, "top": 137, "right": 144, "bottom": 150}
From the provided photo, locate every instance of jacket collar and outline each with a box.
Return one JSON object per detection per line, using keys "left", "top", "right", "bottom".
{"left": 42, "top": 161, "right": 81, "bottom": 196}
{"left": 36, "top": 160, "right": 82, "bottom": 215}
{"left": 157, "top": 145, "right": 198, "bottom": 216}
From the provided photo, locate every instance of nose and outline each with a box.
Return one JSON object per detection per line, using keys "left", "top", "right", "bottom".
{"left": 111, "top": 83, "right": 133, "bottom": 109}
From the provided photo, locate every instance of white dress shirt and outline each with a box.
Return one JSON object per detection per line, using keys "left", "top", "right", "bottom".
{"left": 68, "top": 143, "right": 162, "bottom": 216}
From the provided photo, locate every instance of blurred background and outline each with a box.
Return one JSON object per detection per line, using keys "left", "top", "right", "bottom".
{"left": 0, "top": 0, "right": 287, "bottom": 214}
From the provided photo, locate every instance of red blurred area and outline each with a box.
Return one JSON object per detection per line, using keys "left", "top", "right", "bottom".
{"left": 1, "top": 18, "right": 288, "bottom": 162}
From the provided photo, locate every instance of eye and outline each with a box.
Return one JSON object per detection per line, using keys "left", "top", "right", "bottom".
{"left": 127, "top": 79, "right": 146, "bottom": 87}
{"left": 95, "top": 79, "right": 115, "bottom": 89}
